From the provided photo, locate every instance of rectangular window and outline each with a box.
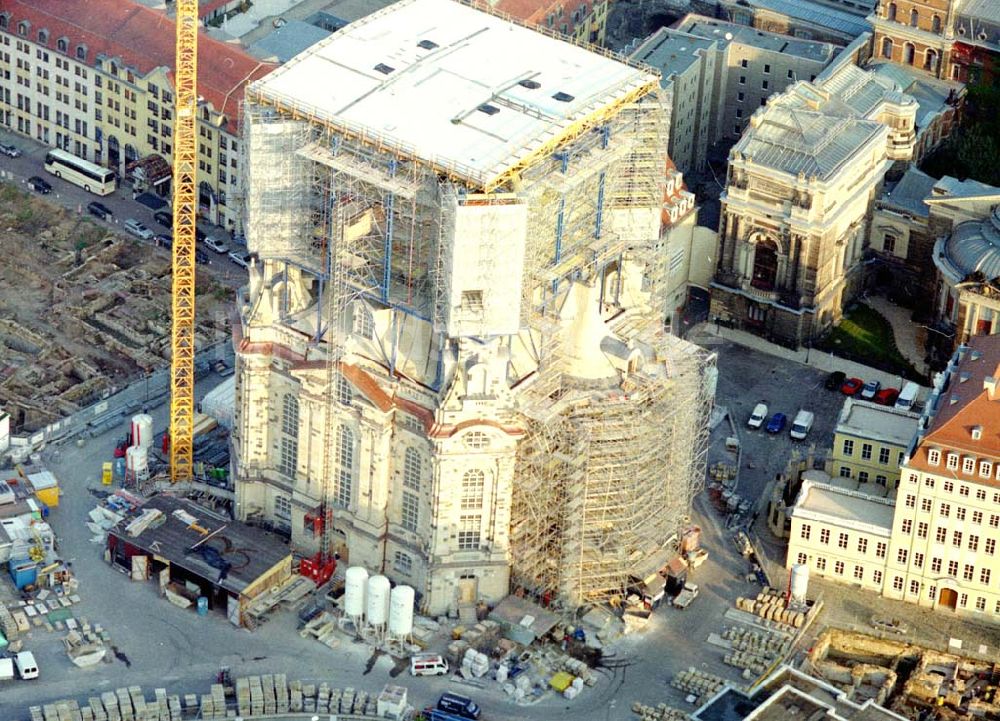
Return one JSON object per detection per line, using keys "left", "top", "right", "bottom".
{"left": 917, "top": 522, "right": 928, "bottom": 538}
{"left": 960, "top": 483, "right": 971, "bottom": 496}
{"left": 878, "top": 448, "right": 890, "bottom": 464}
{"left": 800, "top": 524, "right": 811, "bottom": 540}
{"left": 964, "top": 564, "right": 974, "bottom": 581}
{"left": 896, "top": 548, "right": 908, "bottom": 564}
{"left": 737, "top": 91, "right": 745, "bottom": 102}
{"left": 924, "top": 477, "right": 935, "bottom": 489}
{"left": 834, "top": 560, "right": 845, "bottom": 575}
{"left": 976, "top": 596, "right": 986, "bottom": 612}
{"left": 986, "top": 538, "right": 996, "bottom": 555}
{"left": 957, "top": 507, "right": 966, "bottom": 521}
{"left": 905, "top": 494, "right": 916, "bottom": 508}
{"left": 914, "top": 552, "right": 924, "bottom": 568}
{"left": 797, "top": 552, "right": 807, "bottom": 565}
{"left": 980, "top": 568, "right": 991, "bottom": 585}
{"left": 842, "top": 439, "right": 854, "bottom": 456}
{"left": 861, "top": 444, "right": 873, "bottom": 460}
{"left": 762, "top": 79, "right": 769, "bottom": 90}
{"left": 991, "top": 515, "right": 1000, "bottom": 528}
{"left": 977, "top": 488, "right": 987, "bottom": 500}
{"left": 922, "top": 498, "right": 932, "bottom": 512}
{"left": 909, "top": 580, "right": 920, "bottom": 595}
{"left": 820, "top": 529, "right": 830, "bottom": 544}
{"left": 946, "top": 453, "right": 959, "bottom": 470}
{"left": 944, "top": 481, "right": 954, "bottom": 493}
{"left": 963, "top": 457, "right": 975, "bottom": 474}
{"left": 948, "top": 560, "right": 958, "bottom": 576}
{"left": 816, "top": 557, "right": 826, "bottom": 571}
{"left": 960, "top": 593, "right": 968, "bottom": 608}
{"left": 929, "top": 586, "right": 936, "bottom": 601}
{"left": 763, "top": 63, "right": 771, "bottom": 74}
{"left": 892, "top": 576, "right": 903, "bottom": 591}
{"left": 858, "top": 471, "right": 869, "bottom": 484}
{"left": 954, "top": 531, "right": 963, "bottom": 547}
{"left": 274, "top": 495, "right": 291, "bottom": 520}
{"left": 940, "top": 503, "right": 951, "bottom": 518}
{"left": 401, "top": 491, "right": 419, "bottom": 532}
{"left": 739, "top": 75, "right": 746, "bottom": 85}
{"left": 838, "top": 532, "right": 848, "bottom": 549}
{"left": 931, "top": 557, "right": 942, "bottom": 573}
{"left": 853, "top": 565, "right": 863, "bottom": 580}
{"left": 393, "top": 551, "right": 412, "bottom": 574}
{"left": 973, "top": 511, "right": 983, "bottom": 524}
{"left": 876, "top": 542, "right": 887, "bottom": 558}
{"left": 839, "top": 466, "right": 851, "bottom": 478}
{"left": 278, "top": 436, "right": 297, "bottom": 477}
{"left": 873, "top": 569, "right": 883, "bottom": 585}
{"left": 901, "top": 519, "right": 912, "bottom": 534}
{"left": 740, "top": 58, "right": 748, "bottom": 68}
{"left": 857, "top": 537, "right": 868, "bottom": 554}
{"left": 787, "top": 69, "right": 794, "bottom": 79}
{"left": 457, "top": 515, "right": 482, "bottom": 550}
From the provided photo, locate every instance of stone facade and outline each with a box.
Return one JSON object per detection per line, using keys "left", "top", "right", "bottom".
{"left": 870, "top": 0, "right": 954, "bottom": 79}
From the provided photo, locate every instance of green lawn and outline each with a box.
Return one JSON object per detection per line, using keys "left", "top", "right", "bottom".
{"left": 818, "top": 303, "right": 923, "bottom": 381}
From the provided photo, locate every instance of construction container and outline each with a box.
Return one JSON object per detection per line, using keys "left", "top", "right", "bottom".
{"left": 197, "top": 597, "right": 208, "bottom": 616}
{"left": 26, "top": 471, "right": 59, "bottom": 508}
{"left": 8, "top": 558, "right": 37, "bottom": 589}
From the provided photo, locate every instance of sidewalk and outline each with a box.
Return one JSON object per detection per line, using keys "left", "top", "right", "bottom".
{"left": 688, "top": 322, "right": 929, "bottom": 396}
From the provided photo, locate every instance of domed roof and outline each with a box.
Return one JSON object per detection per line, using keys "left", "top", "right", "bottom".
{"left": 941, "top": 206, "right": 1000, "bottom": 280}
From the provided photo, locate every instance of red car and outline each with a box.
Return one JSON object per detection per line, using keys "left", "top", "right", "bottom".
{"left": 874, "top": 388, "right": 899, "bottom": 406}
{"left": 840, "top": 377, "right": 864, "bottom": 396}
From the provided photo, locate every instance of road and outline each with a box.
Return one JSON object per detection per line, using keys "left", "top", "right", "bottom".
{"left": 0, "top": 129, "right": 248, "bottom": 287}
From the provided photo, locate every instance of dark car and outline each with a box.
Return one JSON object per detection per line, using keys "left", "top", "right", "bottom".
{"left": 27, "top": 176, "right": 52, "bottom": 194}
{"left": 874, "top": 387, "right": 899, "bottom": 406}
{"left": 86, "top": 201, "right": 113, "bottom": 220}
{"left": 154, "top": 233, "right": 172, "bottom": 250}
{"left": 766, "top": 412, "right": 787, "bottom": 433}
{"left": 153, "top": 210, "right": 172, "bottom": 228}
{"left": 824, "top": 371, "right": 846, "bottom": 391}
{"left": 195, "top": 248, "right": 211, "bottom": 265}
{"left": 436, "top": 693, "right": 481, "bottom": 720}
{"left": 0, "top": 142, "right": 21, "bottom": 158}
{"left": 840, "top": 377, "right": 864, "bottom": 396}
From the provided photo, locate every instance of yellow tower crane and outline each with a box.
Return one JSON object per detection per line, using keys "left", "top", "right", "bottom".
{"left": 169, "top": 0, "right": 199, "bottom": 482}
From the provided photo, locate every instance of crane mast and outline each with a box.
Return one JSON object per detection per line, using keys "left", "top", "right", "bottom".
{"left": 169, "top": 0, "right": 199, "bottom": 482}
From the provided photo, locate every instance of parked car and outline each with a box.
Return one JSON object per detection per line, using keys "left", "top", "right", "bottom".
{"left": 27, "top": 176, "right": 52, "bottom": 194}
{"left": 213, "top": 359, "right": 235, "bottom": 377}
{"left": 673, "top": 582, "right": 700, "bottom": 609}
{"left": 870, "top": 616, "right": 909, "bottom": 635}
{"left": 874, "top": 387, "right": 899, "bottom": 406}
{"left": 228, "top": 250, "right": 251, "bottom": 268}
{"left": 436, "top": 693, "right": 481, "bottom": 720}
{"left": 123, "top": 218, "right": 154, "bottom": 240}
{"left": 766, "top": 412, "right": 787, "bottom": 433}
{"left": 204, "top": 236, "right": 230, "bottom": 254}
{"left": 860, "top": 379, "right": 881, "bottom": 400}
{"left": 895, "top": 381, "right": 919, "bottom": 411}
{"left": 0, "top": 142, "right": 21, "bottom": 158}
{"left": 14, "top": 651, "right": 38, "bottom": 680}
{"left": 747, "top": 402, "right": 768, "bottom": 430}
{"left": 790, "top": 410, "right": 814, "bottom": 440}
{"left": 824, "top": 370, "right": 846, "bottom": 390}
{"left": 153, "top": 210, "right": 172, "bottom": 228}
{"left": 154, "top": 234, "right": 172, "bottom": 250}
{"left": 840, "top": 377, "right": 864, "bottom": 396}
{"left": 86, "top": 201, "right": 113, "bottom": 220}
{"left": 195, "top": 248, "right": 211, "bottom": 265}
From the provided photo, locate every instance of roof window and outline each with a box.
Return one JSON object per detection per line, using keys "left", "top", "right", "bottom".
{"left": 374, "top": 63, "right": 395, "bottom": 75}
{"left": 519, "top": 79, "right": 541, "bottom": 89}
{"left": 552, "top": 91, "right": 574, "bottom": 102}
{"left": 477, "top": 104, "right": 500, "bottom": 116}
{"left": 417, "top": 39, "right": 438, "bottom": 50}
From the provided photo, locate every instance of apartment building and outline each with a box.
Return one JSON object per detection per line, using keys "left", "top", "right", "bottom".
{"left": 673, "top": 16, "right": 839, "bottom": 143}
{"left": 0, "top": 0, "right": 275, "bottom": 231}
{"left": 883, "top": 336, "right": 1000, "bottom": 619}
{"left": 631, "top": 29, "right": 718, "bottom": 175}
{"left": 788, "top": 478, "right": 895, "bottom": 593}
{"left": 829, "top": 398, "right": 919, "bottom": 494}
{"left": 494, "top": 0, "right": 610, "bottom": 45}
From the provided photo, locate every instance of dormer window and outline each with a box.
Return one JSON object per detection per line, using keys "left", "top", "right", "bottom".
{"left": 946, "top": 452, "right": 959, "bottom": 470}
{"left": 76, "top": 44, "right": 87, "bottom": 61}
{"left": 57, "top": 37, "right": 68, "bottom": 53}
{"left": 17, "top": 20, "right": 29, "bottom": 37}
{"left": 37, "top": 29, "right": 48, "bottom": 45}
{"left": 927, "top": 448, "right": 941, "bottom": 465}
{"left": 972, "top": 425, "right": 983, "bottom": 440}
{"left": 0, "top": 13, "right": 9, "bottom": 30}
{"left": 963, "top": 456, "right": 976, "bottom": 474}
{"left": 980, "top": 460, "right": 992, "bottom": 478}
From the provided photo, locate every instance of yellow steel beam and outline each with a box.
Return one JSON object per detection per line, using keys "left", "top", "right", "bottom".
{"left": 170, "top": 0, "right": 198, "bottom": 482}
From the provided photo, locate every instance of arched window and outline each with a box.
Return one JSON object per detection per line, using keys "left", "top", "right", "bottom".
{"left": 751, "top": 239, "right": 779, "bottom": 291}
{"left": 882, "top": 37, "right": 893, "bottom": 59}
{"left": 75, "top": 44, "right": 87, "bottom": 61}
{"left": 17, "top": 21, "right": 29, "bottom": 36}
{"left": 924, "top": 49, "right": 938, "bottom": 71}
{"left": 0, "top": 13, "right": 9, "bottom": 30}
{"left": 335, "top": 426, "right": 354, "bottom": 507}
{"left": 887, "top": 2, "right": 897, "bottom": 21}
{"left": 336, "top": 373, "right": 352, "bottom": 405}
{"left": 461, "top": 469, "right": 485, "bottom": 510}
{"left": 909, "top": 8, "right": 919, "bottom": 27}
{"left": 56, "top": 36, "right": 68, "bottom": 53}
{"left": 903, "top": 43, "right": 915, "bottom": 65}
{"left": 403, "top": 448, "right": 422, "bottom": 491}
{"left": 37, "top": 29, "right": 48, "bottom": 45}
{"left": 931, "top": 14, "right": 941, "bottom": 33}
{"left": 353, "top": 303, "right": 374, "bottom": 339}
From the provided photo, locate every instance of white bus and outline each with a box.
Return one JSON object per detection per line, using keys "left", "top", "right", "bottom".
{"left": 44, "top": 149, "right": 116, "bottom": 195}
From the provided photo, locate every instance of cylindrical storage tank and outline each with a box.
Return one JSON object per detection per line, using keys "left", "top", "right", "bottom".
{"left": 126, "top": 445, "right": 149, "bottom": 481}
{"left": 131, "top": 414, "right": 154, "bottom": 450}
{"left": 388, "top": 584, "right": 415, "bottom": 637}
{"left": 790, "top": 563, "right": 809, "bottom": 601}
{"left": 344, "top": 566, "right": 369, "bottom": 618}
{"left": 366, "top": 574, "right": 391, "bottom": 626}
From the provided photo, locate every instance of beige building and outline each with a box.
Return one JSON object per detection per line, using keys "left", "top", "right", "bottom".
{"left": 886, "top": 335, "right": 1000, "bottom": 620}
{"left": 233, "top": 0, "right": 715, "bottom": 614}
{"left": 787, "top": 478, "right": 895, "bottom": 592}
{"left": 0, "top": 0, "right": 275, "bottom": 231}
{"left": 829, "top": 398, "right": 919, "bottom": 494}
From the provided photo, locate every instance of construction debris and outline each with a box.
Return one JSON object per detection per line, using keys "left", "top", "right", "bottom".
{"left": 632, "top": 702, "right": 691, "bottom": 721}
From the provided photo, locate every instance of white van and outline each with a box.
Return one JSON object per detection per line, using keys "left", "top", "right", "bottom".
{"left": 410, "top": 653, "right": 449, "bottom": 677}
{"left": 0, "top": 657, "right": 14, "bottom": 681}
{"left": 15, "top": 651, "right": 38, "bottom": 679}
{"left": 790, "top": 410, "right": 814, "bottom": 440}
{"left": 747, "top": 403, "right": 768, "bottom": 430}
{"left": 895, "top": 381, "right": 919, "bottom": 412}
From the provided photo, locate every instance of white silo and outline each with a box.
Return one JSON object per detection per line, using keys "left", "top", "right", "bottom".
{"left": 790, "top": 563, "right": 810, "bottom": 602}
{"left": 125, "top": 445, "right": 149, "bottom": 483}
{"left": 388, "top": 585, "right": 415, "bottom": 638}
{"left": 344, "top": 566, "right": 369, "bottom": 620}
{"left": 366, "top": 575, "right": 391, "bottom": 627}
{"left": 130, "top": 413, "right": 154, "bottom": 450}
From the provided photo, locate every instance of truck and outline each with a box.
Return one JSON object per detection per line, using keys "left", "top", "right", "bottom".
{"left": 672, "top": 582, "right": 699, "bottom": 609}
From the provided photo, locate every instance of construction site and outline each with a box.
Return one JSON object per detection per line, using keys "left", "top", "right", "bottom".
{"left": 231, "top": 0, "right": 716, "bottom": 616}
{"left": 0, "top": 184, "right": 231, "bottom": 435}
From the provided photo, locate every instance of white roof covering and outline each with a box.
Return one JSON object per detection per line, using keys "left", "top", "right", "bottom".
{"left": 837, "top": 398, "right": 919, "bottom": 447}
{"left": 792, "top": 481, "right": 894, "bottom": 536}
{"left": 249, "top": 0, "right": 657, "bottom": 187}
